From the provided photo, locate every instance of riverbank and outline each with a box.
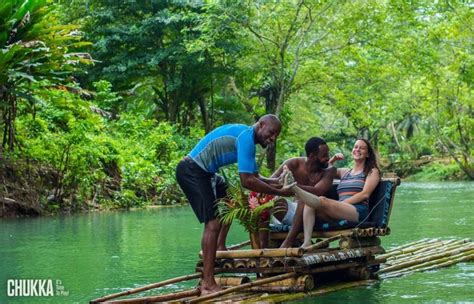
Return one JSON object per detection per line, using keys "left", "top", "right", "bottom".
{"left": 1, "top": 156, "right": 470, "bottom": 218}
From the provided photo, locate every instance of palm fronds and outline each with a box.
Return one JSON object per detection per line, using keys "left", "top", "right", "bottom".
{"left": 217, "top": 181, "right": 275, "bottom": 233}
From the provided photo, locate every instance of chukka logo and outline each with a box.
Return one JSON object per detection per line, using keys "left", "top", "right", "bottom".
{"left": 7, "top": 279, "right": 57, "bottom": 297}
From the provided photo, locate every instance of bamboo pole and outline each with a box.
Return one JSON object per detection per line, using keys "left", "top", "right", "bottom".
{"left": 345, "top": 266, "right": 371, "bottom": 280}
{"left": 90, "top": 273, "right": 201, "bottom": 303}
{"left": 383, "top": 249, "right": 474, "bottom": 278}
{"left": 208, "top": 247, "right": 304, "bottom": 259}
{"left": 377, "top": 238, "right": 442, "bottom": 260}
{"left": 187, "top": 272, "right": 298, "bottom": 303}
{"left": 378, "top": 243, "right": 474, "bottom": 274}
{"left": 384, "top": 240, "right": 472, "bottom": 266}
{"left": 246, "top": 259, "right": 257, "bottom": 268}
{"left": 107, "top": 289, "right": 200, "bottom": 304}
{"left": 302, "top": 246, "right": 384, "bottom": 266}
{"left": 222, "top": 259, "right": 234, "bottom": 269}
{"left": 307, "top": 261, "right": 358, "bottom": 274}
{"left": 386, "top": 239, "right": 468, "bottom": 266}
{"left": 270, "top": 258, "right": 285, "bottom": 268}
{"left": 234, "top": 259, "right": 247, "bottom": 269}
{"left": 384, "top": 238, "right": 430, "bottom": 253}
{"left": 248, "top": 286, "right": 305, "bottom": 293}
{"left": 382, "top": 243, "right": 474, "bottom": 272}
{"left": 216, "top": 276, "right": 251, "bottom": 286}
{"left": 339, "top": 236, "right": 381, "bottom": 249}
{"left": 382, "top": 251, "right": 474, "bottom": 279}
{"left": 197, "top": 240, "right": 252, "bottom": 258}
{"left": 228, "top": 240, "right": 251, "bottom": 250}
{"left": 244, "top": 280, "right": 376, "bottom": 303}
{"left": 303, "top": 235, "right": 342, "bottom": 253}
{"left": 258, "top": 257, "right": 271, "bottom": 268}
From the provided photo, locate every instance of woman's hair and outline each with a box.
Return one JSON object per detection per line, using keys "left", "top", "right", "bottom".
{"left": 357, "top": 138, "right": 380, "bottom": 176}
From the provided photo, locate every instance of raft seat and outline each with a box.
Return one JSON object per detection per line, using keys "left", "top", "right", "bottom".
{"left": 269, "top": 177, "right": 400, "bottom": 239}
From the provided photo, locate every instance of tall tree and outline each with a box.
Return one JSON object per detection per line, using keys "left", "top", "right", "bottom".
{"left": 0, "top": 0, "right": 91, "bottom": 152}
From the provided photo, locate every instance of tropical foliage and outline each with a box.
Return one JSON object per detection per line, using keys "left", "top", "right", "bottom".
{"left": 217, "top": 183, "right": 275, "bottom": 234}
{"left": 0, "top": 1, "right": 472, "bottom": 215}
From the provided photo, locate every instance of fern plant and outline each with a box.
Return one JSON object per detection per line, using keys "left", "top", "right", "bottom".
{"left": 217, "top": 181, "right": 275, "bottom": 234}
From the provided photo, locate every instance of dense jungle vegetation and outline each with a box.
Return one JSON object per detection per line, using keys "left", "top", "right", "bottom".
{"left": 0, "top": 0, "right": 472, "bottom": 216}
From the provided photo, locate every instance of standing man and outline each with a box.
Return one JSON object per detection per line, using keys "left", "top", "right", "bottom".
{"left": 176, "top": 114, "right": 291, "bottom": 296}
{"left": 259, "top": 137, "right": 336, "bottom": 248}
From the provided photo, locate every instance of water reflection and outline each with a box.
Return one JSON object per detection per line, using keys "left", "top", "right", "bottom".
{"left": 0, "top": 182, "right": 473, "bottom": 303}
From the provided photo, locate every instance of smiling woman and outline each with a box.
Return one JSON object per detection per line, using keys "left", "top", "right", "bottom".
{"left": 282, "top": 138, "right": 381, "bottom": 247}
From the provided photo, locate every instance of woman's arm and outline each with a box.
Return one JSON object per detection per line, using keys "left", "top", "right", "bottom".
{"left": 335, "top": 168, "right": 349, "bottom": 180}
{"left": 340, "top": 169, "right": 380, "bottom": 205}
{"left": 329, "top": 153, "right": 344, "bottom": 166}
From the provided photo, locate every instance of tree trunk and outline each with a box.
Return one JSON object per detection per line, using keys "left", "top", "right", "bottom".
{"left": 198, "top": 96, "right": 210, "bottom": 133}
{"left": 263, "top": 84, "right": 279, "bottom": 172}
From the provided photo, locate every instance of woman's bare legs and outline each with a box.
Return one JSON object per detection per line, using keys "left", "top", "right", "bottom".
{"left": 301, "top": 205, "right": 316, "bottom": 247}
{"left": 292, "top": 186, "right": 321, "bottom": 208}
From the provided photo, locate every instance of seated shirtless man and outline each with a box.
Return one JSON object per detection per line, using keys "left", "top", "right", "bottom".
{"left": 259, "top": 137, "right": 336, "bottom": 248}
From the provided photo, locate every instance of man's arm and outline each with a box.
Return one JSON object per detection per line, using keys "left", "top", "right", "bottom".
{"left": 240, "top": 173, "right": 292, "bottom": 196}
{"left": 258, "top": 174, "right": 280, "bottom": 186}
{"left": 298, "top": 166, "right": 336, "bottom": 196}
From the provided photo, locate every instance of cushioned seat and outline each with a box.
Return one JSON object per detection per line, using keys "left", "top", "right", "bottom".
{"left": 269, "top": 178, "right": 400, "bottom": 233}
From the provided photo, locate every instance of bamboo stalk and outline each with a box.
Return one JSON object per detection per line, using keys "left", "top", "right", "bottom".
{"left": 378, "top": 239, "right": 442, "bottom": 260}
{"left": 382, "top": 251, "right": 474, "bottom": 279}
{"left": 385, "top": 238, "right": 442, "bottom": 254}
{"left": 383, "top": 249, "right": 474, "bottom": 278}
{"left": 384, "top": 240, "right": 472, "bottom": 266}
{"left": 90, "top": 273, "right": 201, "bottom": 303}
{"left": 259, "top": 257, "right": 271, "bottom": 268}
{"left": 228, "top": 240, "right": 251, "bottom": 250}
{"left": 378, "top": 243, "right": 474, "bottom": 274}
{"left": 302, "top": 246, "right": 384, "bottom": 266}
{"left": 197, "top": 240, "right": 252, "bottom": 258}
{"left": 387, "top": 239, "right": 469, "bottom": 265}
{"left": 384, "top": 238, "right": 430, "bottom": 253}
{"left": 107, "top": 289, "right": 200, "bottom": 303}
{"left": 187, "top": 272, "right": 297, "bottom": 303}
{"left": 339, "top": 236, "right": 381, "bottom": 249}
{"left": 245, "top": 280, "right": 376, "bottom": 303}
{"left": 210, "top": 247, "right": 304, "bottom": 259}
{"left": 345, "top": 266, "right": 371, "bottom": 280}
{"left": 307, "top": 261, "right": 358, "bottom": 273}
{"left": 270, "top": 258, "right": 285, "bottom": 268}
{"left": 248, "top": 286, "right": 305, "bottom": 293}
{"left": 246, "top": 259, "right": 257, "bottom": 268}
{"left": 303, "top": 235, "right": 342, "bottom": 253}
{"left": 216, "top": 276, "right": 251, "bottom": 286}
{"left": 234, "top": 259, "right": 247, "bottom": 269}
{"left": 222, "top": 259, "right": 234, "bottom": 269}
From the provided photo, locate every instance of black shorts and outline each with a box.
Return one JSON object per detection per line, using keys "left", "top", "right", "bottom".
{"left": 175, "top": 157, "right": 228, "bottom": 223}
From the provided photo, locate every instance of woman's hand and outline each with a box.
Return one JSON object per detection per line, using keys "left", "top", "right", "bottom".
{"left": 329, "top": 153, "right": 344, "bottom": 165}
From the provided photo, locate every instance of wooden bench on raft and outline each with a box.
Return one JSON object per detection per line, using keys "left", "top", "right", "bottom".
{"left": 269, "top": 177, "right": 401, "bottom": 248}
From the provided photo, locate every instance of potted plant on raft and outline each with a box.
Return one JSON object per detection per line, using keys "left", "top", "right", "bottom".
{"left": 217, "top": 182, "right": 275, "bottom": 249}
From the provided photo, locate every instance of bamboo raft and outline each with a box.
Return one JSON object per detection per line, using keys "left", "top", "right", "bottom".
{"left": 89, "top": 177, "right": 474, "bottom": 303}
{"left": 91, "top": 237, "right": 474, "bottom": 303}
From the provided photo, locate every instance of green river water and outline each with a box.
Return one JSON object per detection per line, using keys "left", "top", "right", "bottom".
{"left": 1, "top": 182, "right": 473, "bottom": 303}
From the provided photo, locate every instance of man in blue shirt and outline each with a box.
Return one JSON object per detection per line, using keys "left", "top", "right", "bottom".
{"left": 176, "top": 114, "right": 292, "bottom": 296}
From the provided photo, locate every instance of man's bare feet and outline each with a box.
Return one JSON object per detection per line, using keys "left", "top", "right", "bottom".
{"left": 216, "top": 246, "right": 228, "bottom": 251}
{"left": 300, "top": 242, "right": 312, "bottom": 248}
{"left": 200, "top": 283, "right": 223, "bottom": 296}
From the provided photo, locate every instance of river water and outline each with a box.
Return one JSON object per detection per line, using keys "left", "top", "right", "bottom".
{"left": 1, "top": 182, "right": 473, "bottom": 303}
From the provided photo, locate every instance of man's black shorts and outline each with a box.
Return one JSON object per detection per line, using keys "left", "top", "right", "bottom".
{"left": 176, "top": 157, "right": 227, "bottom": 223}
